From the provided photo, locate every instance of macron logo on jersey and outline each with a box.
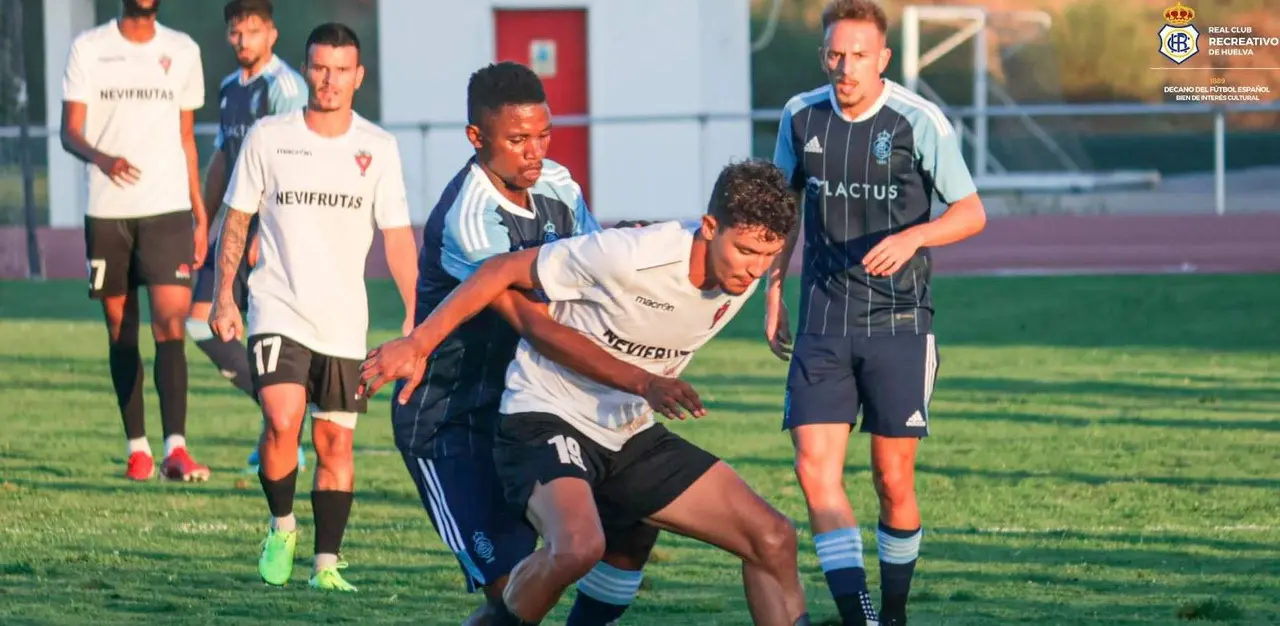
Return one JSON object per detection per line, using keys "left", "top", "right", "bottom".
{"left": 275, "top": 190, "right": 365, "bottom": 210}
{"left": 99, "top": 88, "right": 175, "bottom": 101}
{"left": 601, "top": 328, "right": 690, "bottom": 360}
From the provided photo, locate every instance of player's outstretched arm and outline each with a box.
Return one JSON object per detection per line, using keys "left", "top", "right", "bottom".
{"left": 359, "top": 246, "right": 542, "bottom": 399}
{"left": 492, "top": 291, "right": 705, "bottom": 419}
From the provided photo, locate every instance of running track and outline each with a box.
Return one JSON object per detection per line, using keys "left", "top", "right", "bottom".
{"left": 2, "top": 213, "right": 1278, "bottom": 280}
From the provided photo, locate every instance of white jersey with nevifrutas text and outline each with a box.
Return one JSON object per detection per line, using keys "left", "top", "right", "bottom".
{"left": 501, "top": 221, "right": 757, "bottom": 451}
{"left": 62, "top": 20, "right": 204, "bottom": 219}
{"left": 223, "top": 110, "right": 411, "bottom": 360}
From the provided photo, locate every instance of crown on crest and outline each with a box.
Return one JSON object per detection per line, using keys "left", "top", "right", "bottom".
{"left": 1163, "top": 2, "right": 1195, "bottom": 27}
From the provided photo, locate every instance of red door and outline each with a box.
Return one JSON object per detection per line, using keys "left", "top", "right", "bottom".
{"left": 494, "top": 9, "right": 592, "bottom": 207}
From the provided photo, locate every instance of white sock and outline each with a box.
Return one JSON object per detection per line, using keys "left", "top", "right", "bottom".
{"left": 163, "top": 435, "right": 186, "bottom": 457}
{"left": 127, "top": 437, "right": 152, "bottom": 456}
{"left": 314, "top": 552, "right": 339, "bottom": 571}
{"left": 272, "top": 514, "right": 297, "bottom": 532}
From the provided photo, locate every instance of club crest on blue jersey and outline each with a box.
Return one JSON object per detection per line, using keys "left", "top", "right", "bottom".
{"left": 543, "top": 221, "right": 559, "bottom": 243}
{"left": 873, "top": 130, "right": 893, "bottom": 165}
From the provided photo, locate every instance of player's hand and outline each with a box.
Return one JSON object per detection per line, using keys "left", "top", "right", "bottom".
{"left": 209, "top": 298, "right": 244, "bottom": 342}
{"left": 863, "top": 230, "right": 924, "bottom": 277}
{"left": 192, "top": 224, "right": 208, "bottom": 270}
{"left": 95, "top": 155, "right": 140, "bottom": 186}
{"left": 247, "top": 233, "right": 261, "bottom": 267}
{"left": 359, "top": 336, "right": 428, "bottom": 404}
{"left": 640, "top": 374, "right": 705, "bottom": 420}
{"left": 763, "top": 285, "right": 793, "bottom": 361}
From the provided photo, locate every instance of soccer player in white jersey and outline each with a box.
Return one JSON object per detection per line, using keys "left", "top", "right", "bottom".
{"left": 361, "top": 160, "right": 815, "bottom": 626}
{"left": 59, "top": 0, "right": 210, "bottom": 482}
{"left": 185, "top": 0, "right": 310, "bottom": 476}
{"left": 765, "top": 2, "right": 988, "bottom": 624}
{"left": 209, "top": 22, "right": 419, "bottom": 592}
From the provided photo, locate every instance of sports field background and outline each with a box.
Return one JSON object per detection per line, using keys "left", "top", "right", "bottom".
{"left": 1, "top": 274, "right": 1278, "bottom": 625}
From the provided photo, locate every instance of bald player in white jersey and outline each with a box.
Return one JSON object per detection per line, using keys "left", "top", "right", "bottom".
{"left": 360, "top": 160, "right": 816, "bottom": 626}
{"left": 210, "top": 22, "right": 418, "bottom": 592}
{"left": 59, "top": 0, "right": 210, "bottom": 482}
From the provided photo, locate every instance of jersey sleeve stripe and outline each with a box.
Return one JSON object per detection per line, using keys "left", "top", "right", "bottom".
{"left": 458, "top": 179, "right": 491, "bottom": 253}
{"left": 785, "top": 85, "right": 831, "bottom": 116}
{"left": 888, "top": 85, "right": 952, "bottom": 137}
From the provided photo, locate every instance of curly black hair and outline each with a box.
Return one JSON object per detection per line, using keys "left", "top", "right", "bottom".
{"left": 467, "top": 62, "right": 547, "bottom": 128}
{"left": 706, "top": 158, "right": 797, "bottom": 242}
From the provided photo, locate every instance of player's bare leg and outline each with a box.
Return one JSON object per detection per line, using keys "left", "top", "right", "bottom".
{"left": 468, "top": 526, "right": 653, "bottom": 626}
{"left": 870, "top": 435, "right": 922, "bottom": 624}
{"left": 187, "top": 299, "right": 305, "bottom": 474}
{"left": 564, "top": 524, "right": 657, "bottom": 625}
{"left": 646, "top": 461, "right": 808, "bottom": 626}
{"left": 256, "top": 382, "right": 307, "bottom": 585}
{"left": 792, "top": 423, "right": 877, "bottom": 623}
{"left": 101, "top": 291, "right": 150, "bottom": 480}
{"left": 309, "top": 414, "right": 357, "bottom": 590}
{"left": 498, "top": 478, "right": 606, "bottom": 623}
{"left": 149, "top": 284, "right": 208, "bottom": 481}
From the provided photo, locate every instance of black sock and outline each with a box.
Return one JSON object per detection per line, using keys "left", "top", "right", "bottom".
{"left": 312, "top": 490, "right": 354, "bottom": 556}
{"left": 877, "top": 522, "right": 923, "bottom": 619}
{"left": 194, "top": 336, "right": 257, "bottom": 402}
{"left": 108, "top": 341, "right": 145, "bottom": 440}
{"left": 493, "top": 600, "right": 539, "bottom": 626}
{"left": 259, "top": 468, "right": 298, "bottom": 518}
{"left": 153, "top": 340, "right": 188, "bottom": 438}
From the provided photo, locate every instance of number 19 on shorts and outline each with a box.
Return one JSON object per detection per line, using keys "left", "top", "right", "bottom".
{"left": 548, "top": 434, "right": 586, "bottom": 471}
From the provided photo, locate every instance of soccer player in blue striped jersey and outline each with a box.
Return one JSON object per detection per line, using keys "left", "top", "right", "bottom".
{"left": 185, "top": 1, "right": 307, "bottom": 473}
{"left": 765, "top": 1, "right": 988, "bottom": 624}
{"left": 392, "top": 62, "right": 680, "bottom": 626}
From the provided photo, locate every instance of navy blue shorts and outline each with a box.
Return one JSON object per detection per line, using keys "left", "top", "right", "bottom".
{"left": 402, "top": 447, "right": 537, "bottom": 592}
{"left": 782, "top": 333, "right": 939, "bottom": 437}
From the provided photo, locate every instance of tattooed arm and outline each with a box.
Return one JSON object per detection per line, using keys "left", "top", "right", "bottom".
{"left": 208, "top": 123, "right": 268, "bottom": 342}
{"left": 209, "top": 209, "right": 252, "bottom": 341}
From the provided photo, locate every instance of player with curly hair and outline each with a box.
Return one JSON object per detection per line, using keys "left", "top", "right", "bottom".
{"left": 360, "top": 158, "right": 813, "bottom": 626}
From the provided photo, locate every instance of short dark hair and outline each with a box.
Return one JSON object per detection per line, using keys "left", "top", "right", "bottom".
{"left": 707, "top": 159, "right": 797, "bottom": 242}
{"left": 223, "top": 0, "right": 273, "bottom": 24}
{"left": 467, "top": 62, "right": 547, "bottom": 127}
{"left": 821, "top": 0, "right": 888, "bottom": 35}
{"left": 305, "top": 22, "right": 361, "bottom": 61}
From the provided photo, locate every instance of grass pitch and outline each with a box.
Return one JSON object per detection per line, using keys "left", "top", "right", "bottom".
{"left": 1, "top": 274, "right": 1277, "bottom": 625}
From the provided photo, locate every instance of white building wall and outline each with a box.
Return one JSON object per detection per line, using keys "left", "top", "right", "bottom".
{"left": 378, "top": 0, "right": 753, "bottom": 223}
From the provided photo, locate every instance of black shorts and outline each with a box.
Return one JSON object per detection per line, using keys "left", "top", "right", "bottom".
{"left": 84, "top": 211, "right": 194, "bottom": 299}
{"left": 494, "top": 412, "right": 719, "bottom": 531}
{"left": 192, "top": 216, "right": 258, "bottom": 309}
{"left": 247, "top": 334, "right": 367, "bottom": 414}
{"left": 782, "top": 332, "right": 939, "bottom": 438}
